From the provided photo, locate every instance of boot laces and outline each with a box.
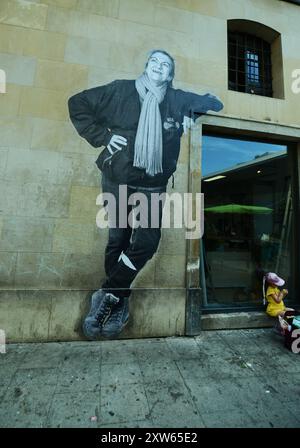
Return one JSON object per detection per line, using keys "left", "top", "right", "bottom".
{"left": 95, "top": 295, "right": 117, "bottom": 326}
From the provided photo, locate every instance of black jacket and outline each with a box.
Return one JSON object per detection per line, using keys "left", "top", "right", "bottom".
{"left": 68, "top": 80, "right": 223, "bottom": 187}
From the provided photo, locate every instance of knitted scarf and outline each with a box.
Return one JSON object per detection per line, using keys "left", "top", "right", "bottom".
{"left": 134, "top": 73, "right": 167, "bottom": 177}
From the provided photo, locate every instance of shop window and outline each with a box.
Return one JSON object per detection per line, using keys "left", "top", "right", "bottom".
{"left": 201, "top": 134, "right": 295, "bottom": 310}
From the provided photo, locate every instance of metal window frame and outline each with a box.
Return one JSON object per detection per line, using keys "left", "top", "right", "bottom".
{"left": 185, "top": 116, "right": 300, "bottom": 333}
{"left": 200, "top": 131, "right": 299, "bottom": 314}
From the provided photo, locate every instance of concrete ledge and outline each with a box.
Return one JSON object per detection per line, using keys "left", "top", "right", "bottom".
{"left": 0, "top": 288, "right": 185, "bottom": 342}
{"left": 201, "top": 312, "right": 274, "bottom": 330}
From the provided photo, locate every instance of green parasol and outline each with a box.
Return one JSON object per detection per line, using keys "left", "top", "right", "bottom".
{"left": 204, "top": 204, "right": 273, "bottom": 214}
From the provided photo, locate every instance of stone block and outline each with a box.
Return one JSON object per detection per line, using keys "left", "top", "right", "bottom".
{"left": 114, "top": 21, "right": 153, "bottom": 50}
{"left": 91, "top": 226, "right": 109, "bottom": 256}
{"left": 122, "top": 288, "right": 185, "bottom": 338}
{"left": 56, "top": 152, "right": 100, "bottom": 187}
{"left": 0, "top": 148, "right": 8, "bottom": 178}
{"left": 0, "top": 83, "right": 22, "bottom": 117}
{"left": 0, "top": 252, "right": 17, "bottom": 286}
{"left": 60, "top": 122, "right": 89, "bottom": 154}
{"left": 155, "top": 255, "right": 186, "bottom": 287}
{"left": 284, "top": 58, "right": 300, "bottom": 91}
{"left": 283, "top": 13, "right": 300, "bottom": 37}
{"left": 131, "top": 258, "right": 156, "bottom": 288}
{"left": 119, "top": 0, "right": 155, "bottom": 26}
{"left": 87, "top": 65, "right": 132, "bottom": 89}
{"left": 0, "top": 117, "right": 33, "bottom": 148}
{"left": 69, "top": 185, "right": 100, "bottom": 221}
{"left": 68, "top": 11, "right": 90, "bottom": 39}
{"left": 196, "top": 0, "right": 244, "bottom": 18}
{"left": 0, "top": 0, "right": 48, "bottom": 30}
{"left": 176, "top": 56, "right": 227, "bottom": 88}
{"left": 35, "top": 59, "right": 88, "bottom": 93}
{"left": 168, "top": 161, "right": 188, "bottom": 193}
{"left": 154, "top": 5, "right": 193, "bottom": 33}
{"left": 18, "top": 182, "right": 71, "bottom": 218}
{"left": 283, "top": 97, "right": 300, "bottom": 127}
{"left": 0, "top": 216, "right": 3, "bottom": 239}
{"left": 114, "top": 21, "right": 198, "bottom": 60}
{"left": 19, "top": 87, "right": 69, "bottom": 120}
{"left": 5, "top": 148, "right": 60, "bottom": 184}
{"left": 192, "top": 14, "right": 227, "bottom": 61}
{"left": 0, "top": 52, "right": 36, "bottom": 86}
{"left": 48, "top": 290, "right": 85, "bottom": 341}
{"left": 76, "top": 0, "right": 119, "bottom": 18}
{"left": 85, "top": 14, "right": 120, "bottom": 45}
{"left": 159, "top": 228, "right": 187, "bottom": 256}
{"left": 0, "top": 286, "right": 186, "bottom": 341}
{"left": 201, "top": 312, "right": 274, "bottom": 331}
{"left": 15, "top": 252, "right": 64, "bottom": 288}
{"left": 0, "top": 180, "right": 22, "bottom": 215}
{"left": 245, "top": 6, "right": 289, "bottom": 35}
{"left": 159, "top": 191, "right": 192, "bottom": 235}
{"left": 64, "top": 35, "right": 111, "bottom": 68}
{"left": 0, "top": 24, "right": 24, "bottom": 55}
{"left": 160, "top": 0, "right": 220, "bottom": 16}
{"left": 31, "top": 118, "right": 64, "bottom": 151}
{"left": 0, "top": 216, "right": 55, "bottom": 252}
{"left": 41, "top": 0, "right": 77, "bottom": 8}
{"left": 178, "top": 133, "right": 189, "bottom": 164}
{"left": 225, "top": 90, "right": 284, "bottom": 124}
{"left": 109, "top": 45, "right": 147, "bottom": 75}
{"left": 15, "top": 252, "right": 104, "bottom": 289}
{"left": 60, "top": 253, "right": 104, "bottom": 288}
{"left": 0, "top": 290, "right": 52, "bottom": 342}
{"left": 68, "top": 10, "right": 119, "bottom": 42}
{"left": 45, "top": 5, "right": 71, "bottom": 33}
{"left": 80, "top": 137, "right": 100, "bottom": 154}
{"left": 52, "top": 218, "right": 95, "bottom": 254}
{"left": 23, "top": 29, "right": 67, "bottom": 61}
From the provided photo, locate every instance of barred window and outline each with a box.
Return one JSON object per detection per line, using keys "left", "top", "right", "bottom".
{"left": 228, "top": 31, "right": 273, "bottom": 97}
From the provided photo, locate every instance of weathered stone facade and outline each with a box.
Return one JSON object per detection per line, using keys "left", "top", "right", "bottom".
{"left": 0, "top": 0, "right": 300, "bottom": 341}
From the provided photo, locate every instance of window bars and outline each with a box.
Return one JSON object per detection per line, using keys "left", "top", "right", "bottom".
{"left": 228, "top": 31, "right": 273, "bottom": 97}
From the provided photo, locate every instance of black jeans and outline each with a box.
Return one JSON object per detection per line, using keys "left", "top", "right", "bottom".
{"left": 100, "top": 175, "right": 166, "bottom": 298}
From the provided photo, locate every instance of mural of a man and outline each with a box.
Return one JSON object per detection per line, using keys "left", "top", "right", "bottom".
{"left": 68, "top": 49, "right": 223, "bottom": 340}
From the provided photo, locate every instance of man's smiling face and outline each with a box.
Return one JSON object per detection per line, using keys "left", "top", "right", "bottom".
{"left": 145, "top": 52, "right": 173, "bottom": 86}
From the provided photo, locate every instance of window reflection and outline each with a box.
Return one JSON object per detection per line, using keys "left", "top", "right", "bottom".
{"left": 201, "top": 135, "right": 292, "bottom": 308}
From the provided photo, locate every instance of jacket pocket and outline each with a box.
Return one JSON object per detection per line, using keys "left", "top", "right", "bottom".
{"left": 96, "top": 146, "right": 144, "bottom": 184}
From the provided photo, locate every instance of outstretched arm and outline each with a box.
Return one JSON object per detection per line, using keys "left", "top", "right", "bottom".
{"left": 179, "top": 89, "right": 224, "bottom": 117}
{"left": 187, "top": 91, "right": 224, "bottom": 114}
{"left": 180, "top": 91, "right": 223, "bottom": 133}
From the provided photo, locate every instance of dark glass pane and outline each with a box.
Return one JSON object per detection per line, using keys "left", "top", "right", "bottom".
{"left": 201, "top": 136, "right": 292, "bottom": 309}
{"left": 228, "top": 57, "right": 237, "bottom": 70}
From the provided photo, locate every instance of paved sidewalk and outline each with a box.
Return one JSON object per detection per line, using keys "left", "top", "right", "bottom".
{"left": 0, "top": 329, "right": 299, "bottom": 428}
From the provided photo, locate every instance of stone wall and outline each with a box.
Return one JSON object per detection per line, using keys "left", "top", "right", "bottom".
{"left": 0, "top": 0, "right": 300, "bottom": 341}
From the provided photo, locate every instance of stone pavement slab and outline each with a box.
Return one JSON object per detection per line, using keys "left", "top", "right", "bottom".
{"left": 0, "top": 329, "right": 299, "bottom": 428}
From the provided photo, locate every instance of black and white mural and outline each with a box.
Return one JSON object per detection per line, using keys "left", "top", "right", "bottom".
{"left": 68, "top": 49, "right": 224, "bottom": 339}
